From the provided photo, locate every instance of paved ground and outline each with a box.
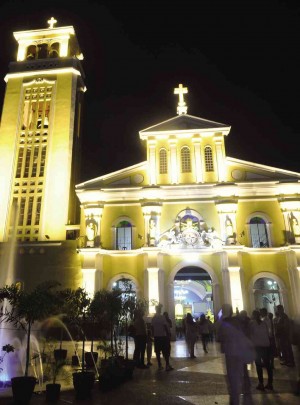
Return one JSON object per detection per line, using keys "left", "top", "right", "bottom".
{"left": 0, "top": 340, "right": 299, "bottom": 404}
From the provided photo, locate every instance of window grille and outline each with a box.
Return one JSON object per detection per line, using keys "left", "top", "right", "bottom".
{"left": 181, "top": 146, "right": 191, "bottom": 173}
{"left": 159, "top": 148, "right": 167, "bottom": 174}
{"left": 205, "top": 146, "right": 214, "bottom": 172}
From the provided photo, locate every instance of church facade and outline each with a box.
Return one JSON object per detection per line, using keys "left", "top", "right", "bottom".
{"left": 0, "top": 20, "right": 300, "bottom": 325}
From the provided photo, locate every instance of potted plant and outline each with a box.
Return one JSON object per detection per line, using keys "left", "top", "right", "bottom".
{"left": 53, "top": 327, "right": 68, "bottom": 363}
{"left": 44, "top": 357, "right": 71, "bottom": 403}
{"left": 0, "top": 281, "right": 60, "bottom": 404}
{"left": 60, "top": 288, "right": 95, "bottom": 400}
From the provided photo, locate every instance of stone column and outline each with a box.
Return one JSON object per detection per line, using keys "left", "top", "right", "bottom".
{"left": 192, "top": 136, "right": 203, "bottom": 183}
{"left": 168, "top": 137, "right": 178, "bottom": 184}
{"left": 148, "top": 140, "right": 157, "bottom": 185}
{"left": 214, "top": 134, "right": 226, "bottom": 182}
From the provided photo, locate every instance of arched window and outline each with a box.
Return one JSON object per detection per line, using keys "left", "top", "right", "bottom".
{"left": 250, "top": 216, "right": 269, "bottom": 248}
{"left": 159, "top": 148, "right": 167, "bottom": 174}
{"left": 116, "top": 220, "right": 132, "bottom": 250}
{"left": 204, "top": 146, "right": 214, "bottom": 172}
{"left": 37, "top": 43, "right": 48, "bottom": 59}
{"left": 26, "top": 45, "right": 37, "bottom": 60}
{"left": 253, "top": 277, "right": 281, "bottom": 314}
{"left": 181, "top": 146, "right": 191, "bottom": 173}
{"left": 49, "top": 42, "right": 60, "bottom": 58}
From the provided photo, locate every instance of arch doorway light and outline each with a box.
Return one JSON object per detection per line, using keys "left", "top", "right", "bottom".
{"left": 253, "top": 277, "right": 282, "bottom": 314}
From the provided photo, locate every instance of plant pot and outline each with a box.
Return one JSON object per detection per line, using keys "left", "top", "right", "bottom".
{"left": 84, "top": 351, "right": 98, "bottom": 368}
{"left": 72, "top": 354, "right": 80, "bottom": 366}
{"left": 124, "top": 359, "right": 135, "bottom": 380}
{"left": 46, "top": 383, "right": 61, "bottom": 402}
{"left": 72, "top": 371, "right": 95, "bottom": 400}
{"left": 54, "top": 349, "right": 67, "bottom": 362}
{"left": 11, "top": 376, "right": 36, "bottom": 404}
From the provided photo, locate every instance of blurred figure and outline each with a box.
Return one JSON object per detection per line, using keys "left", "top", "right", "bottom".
{"left": 151, "top": 305, "right": 173, "bottom": 371}
{"left": 163, "top": 311, "right": 172, "bottom": 360}
{"left": 207, "top": 316, "right": 214, "bottom": 342}
{"left": 273, "top": 310, "right": 282, "bottom": 360}
{"left": 198, "top": 314, "right": 209, "bottom": 353}
{"left": 267, "top": 312, "right": 277, "bottom": 369}
{"left": 250, "top": 310, "right": 273, "bottom": 391}
{"left": 291, "top": 315, "right": 300, "bottom": 396}
{"left": 238, "top": 310, "right": 251, "bottom": 338}
{"left": 146, "top": 327, "right": 153, "bottom": 366}
{"left": 276, "top": 304, "right": 295, "bottom": 367}
{"left": 216, "top": 304, "right": 253, "bottom": 405}
{"left": 185, "top": 313, "right": 198, "bottom": 358}
{"left": 133, "top": 309, "right": 148, "bottom": 368}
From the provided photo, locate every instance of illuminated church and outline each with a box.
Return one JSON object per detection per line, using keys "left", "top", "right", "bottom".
{"left": 0, "top": 19, "right": 300, "bottom": 327}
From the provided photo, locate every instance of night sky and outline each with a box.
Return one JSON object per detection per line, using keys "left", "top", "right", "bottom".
{"left": 0, "top": 0, "right": 299, "bottom": 183}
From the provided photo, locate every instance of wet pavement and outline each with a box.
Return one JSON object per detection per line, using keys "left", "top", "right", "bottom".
{"left": 0, "top": 340, "right": 299, "bottom": 404}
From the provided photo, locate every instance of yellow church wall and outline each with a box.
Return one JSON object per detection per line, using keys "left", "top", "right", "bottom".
{"left": 101, "top": 252, "right": 146, "bottom": 291}
{"left": 236, "top": 200, "right": 285, "bottom": 247}
{"left": 100, "top": 205, "right": 144, "bottom": 249}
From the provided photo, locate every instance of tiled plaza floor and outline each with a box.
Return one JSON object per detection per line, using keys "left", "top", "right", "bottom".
{"left": 0, "top": 340, "right": 299, "bottom": 404}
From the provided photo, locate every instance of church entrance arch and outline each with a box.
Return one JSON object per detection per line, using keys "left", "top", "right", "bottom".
{"left": 173, "top": 266, "right": 214, "bottom": 339}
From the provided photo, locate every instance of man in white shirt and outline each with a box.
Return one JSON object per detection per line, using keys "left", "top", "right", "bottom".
{"left": 151, "top": 305, "right": 174, "bottom": 371}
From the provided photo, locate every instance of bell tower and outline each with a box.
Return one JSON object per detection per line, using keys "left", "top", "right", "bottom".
{"left": 0, "top": 18, "right": 86, "bottom": 242}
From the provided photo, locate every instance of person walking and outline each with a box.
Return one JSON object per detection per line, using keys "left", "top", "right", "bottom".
{"left": 151, "top": 305, "right": 174, "bottom": 371}
{"left": 185, "top": 313, "right": 198, "bottom": 358}
{"left": 198, "top": 314, "right": 210, "bottom": 353}
{"left": 249, "top": 310, "right": 273, "bottom": 391}
{"left": 133, "top": 308, "right": 148, "bottom": 368}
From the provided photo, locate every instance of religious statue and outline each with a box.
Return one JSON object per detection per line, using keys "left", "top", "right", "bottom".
{"left": 290, "top": 212, "right": 300, "bottom": 236}
{"left": 225, "top": 215, "right": 233, "bottom": 237}
{"left": 148, "top": 217, "right": 157, "bottom": 246}
{"left": 85, "top": 214, "right": 98, "bottom": 243}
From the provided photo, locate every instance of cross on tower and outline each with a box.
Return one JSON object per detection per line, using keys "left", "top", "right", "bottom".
{"left": 47, "top": 17, "right": 57, "bottom": 29}
{"left": 174, "top": 84, "right": 188, "bottom": 115}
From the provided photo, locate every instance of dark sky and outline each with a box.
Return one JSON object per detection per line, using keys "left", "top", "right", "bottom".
{"left": 0, "top": 0, "right": 300, "bottom": 182}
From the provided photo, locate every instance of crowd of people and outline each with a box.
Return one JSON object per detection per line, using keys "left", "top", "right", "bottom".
{"left": 130, "top": 303, "right": 300, "bottom": 402}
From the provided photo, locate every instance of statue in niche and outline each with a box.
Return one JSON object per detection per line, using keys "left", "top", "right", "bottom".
{"left": 86, "top": 214, "right": 98, "bottom": 243}
{"left": 148, "top": 217, "right": 157, "bottom": 246}
{"left": 290, "top": 212, "right": 300, "bottom": 237}
{"left": 225, "top": 215, "right": 233, "bottom": 237}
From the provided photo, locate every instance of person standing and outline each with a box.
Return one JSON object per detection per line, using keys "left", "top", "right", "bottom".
{"left": 249, "top": 310, "right": 273, "bottom": 391}
{"left": 133, "top": 309, "right": 148, "bottom": 369}
{"left": 151, "top": 305, "right": 174, "bottom": 371}
{"left": 185, "top": 313, "right": 198, "bottom": 358}
{"left": 276, "top": 304, "right": 295, "bottom": 367}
